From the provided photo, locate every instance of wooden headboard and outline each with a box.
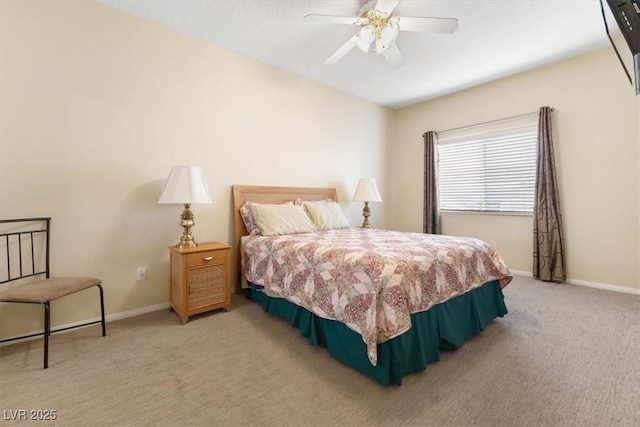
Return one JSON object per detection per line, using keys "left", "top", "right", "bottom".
{"left": 231, "top": 185, "right": 338, "bottom": 294}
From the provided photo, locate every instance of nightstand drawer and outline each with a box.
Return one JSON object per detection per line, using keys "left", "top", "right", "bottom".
{"left": 186, "top": 250, "right": 226, "bottom": 268}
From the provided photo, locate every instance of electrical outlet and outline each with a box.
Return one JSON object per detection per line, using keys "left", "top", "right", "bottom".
{"left": 136, "top": 267, "right": 147, "bottom": 281}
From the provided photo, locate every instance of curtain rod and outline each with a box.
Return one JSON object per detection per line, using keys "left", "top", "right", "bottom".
{"left": 432, "top": 107, "right": 555, "bottom": 136}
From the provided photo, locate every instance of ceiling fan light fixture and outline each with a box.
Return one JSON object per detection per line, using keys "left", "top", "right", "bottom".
{"left": 359, "top": 25, "right": 376, "bottom": 43}
{"left": 357, "top": 40, "right": 372, "bottom": 53}
{"left": 375, "top": 25, "right": 399, "bottom": 53}
{"left": 381, "top": 25, "right": 399, "bottom": 43}
{"left": 357, "top": 25, "right": 376, "bottom": 52}
{"left": 357, "top": 34, "right": 372, "bottom": 52}
{"left": 375, "top": 38, "right": 387, "bottom": 54}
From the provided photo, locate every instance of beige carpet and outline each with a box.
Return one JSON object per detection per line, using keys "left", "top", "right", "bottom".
{"left": 1, "top": 275, "right": 639, "bottom": 426}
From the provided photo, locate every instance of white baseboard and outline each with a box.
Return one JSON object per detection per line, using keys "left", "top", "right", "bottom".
{"left": 510, "top": 269, "right": 640, "bottom": 296}
{"left": 0, "top": 302, "right": 169, "bottom": 347}
{"left": 509, "top": 269, "right": 533, "bottom": 277}
{"left": 104, "top": 302, "right": 170, "bottom": 323}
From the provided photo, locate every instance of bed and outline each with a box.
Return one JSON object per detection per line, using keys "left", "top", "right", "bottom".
{"left": 232, "top": 185, "right": 512, "bottom": 386}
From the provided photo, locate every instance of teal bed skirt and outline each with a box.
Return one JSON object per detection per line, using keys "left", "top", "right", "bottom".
{"left": 247, "top": 280, "right": 508, "bottom": 386}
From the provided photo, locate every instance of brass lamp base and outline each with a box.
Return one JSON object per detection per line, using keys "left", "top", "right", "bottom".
{"left": 361, "top": 201, "right": 372, "bottom": 229}
{"left": 175, "top": 203, "right": 197, "bottom": 248}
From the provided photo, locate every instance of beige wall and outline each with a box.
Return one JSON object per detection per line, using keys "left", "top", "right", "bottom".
{"left": 391, "top": 49, "right": 640, "bottom": 291}
{"left": 0, "top": 1, "right": 391, "bottom": 337}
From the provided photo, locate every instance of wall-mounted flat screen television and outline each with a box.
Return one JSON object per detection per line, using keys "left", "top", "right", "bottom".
{"left": 600, "top": 0, "right": 640, "bottom": 95}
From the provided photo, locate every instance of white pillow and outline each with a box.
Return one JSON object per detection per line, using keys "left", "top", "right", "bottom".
{"left": 303, "top": 200, "right": 351, "bottom": 230}
{"left": 249, "top": 203, "right": 316, "bottom": 236}
{"left": 240, "top": 200, "right": 292, "bottom": 235}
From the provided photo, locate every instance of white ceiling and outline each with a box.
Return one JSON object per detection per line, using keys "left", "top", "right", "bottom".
{"left": 98, "top": 0, "right": 611, "bottom": 109}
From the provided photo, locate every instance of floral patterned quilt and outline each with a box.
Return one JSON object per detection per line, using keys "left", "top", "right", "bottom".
{"left": 241, "top": 228, "right": 512, "bottom": 366}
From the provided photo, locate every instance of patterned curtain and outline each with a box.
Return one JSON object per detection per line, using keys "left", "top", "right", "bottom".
{"left": 423, "top": 131, "right": 441, "bottom": 234}
{"left": 533, "top": 106, "right": 566, "bottom": 281}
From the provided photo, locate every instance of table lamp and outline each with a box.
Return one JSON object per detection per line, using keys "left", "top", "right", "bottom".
{"left": 158, "top": 165, "right": 212, "bottom": 248}
{"left": 352, "top": 178, "right": 382, "bottom": 228}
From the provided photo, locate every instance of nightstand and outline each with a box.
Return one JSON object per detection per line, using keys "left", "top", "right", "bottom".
{"left": 169, "top": 242, "right": 231, "bottom": 324}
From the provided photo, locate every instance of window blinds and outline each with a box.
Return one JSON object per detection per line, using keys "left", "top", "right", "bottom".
{"left": 437, "top": 124, "right": 538, "bottom": 213}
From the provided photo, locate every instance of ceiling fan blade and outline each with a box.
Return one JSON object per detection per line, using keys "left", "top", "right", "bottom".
{"left": 304, "top": 14, "right": 359, "bottom": 25}
{"left": 395, "top": 16, "right": 459, "bottom": 33}
{"left": 382, "top": 42, "right": 405, "bottom": 68}
{"left": 374, "top": 0, "right": 400, "bottom": 14}
{"left": 325, "top": 34, "right": 360, "bottom": 65}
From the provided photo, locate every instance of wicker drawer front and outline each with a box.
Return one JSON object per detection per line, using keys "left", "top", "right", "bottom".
{"left": 187, "top": 264, "right": 227, "bottom": 309}
{"left": 186, "top": 250, "right": 226, "bottom": 268}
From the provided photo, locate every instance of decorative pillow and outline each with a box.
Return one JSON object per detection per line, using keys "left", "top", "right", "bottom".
{"left": 240, "top": 201, "right": 261, "bottom": 235}
{"left": 249, "top": 203, "right": 316, "bottom": 236}
{"left": 303, "top": 200, "right": 351, "bottom": 230}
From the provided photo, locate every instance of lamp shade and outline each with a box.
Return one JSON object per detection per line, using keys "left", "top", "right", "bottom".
{"left": 352, "top": 178, "right": 383, "bottom": 202}
{"left": 157, "top": 165, "right": 213, "bottom": 204}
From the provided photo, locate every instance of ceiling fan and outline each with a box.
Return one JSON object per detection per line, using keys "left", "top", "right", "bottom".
{"left": 304, "top": 0, "right": 458, "bottom": 68}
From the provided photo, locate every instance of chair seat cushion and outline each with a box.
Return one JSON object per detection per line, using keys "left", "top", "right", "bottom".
{"left": 0, "top": 277, "right": 102, "bottom": 303}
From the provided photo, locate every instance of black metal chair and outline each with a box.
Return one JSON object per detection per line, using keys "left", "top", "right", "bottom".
{"left": 0, "top": 217, "right": 106, "bottom": 368}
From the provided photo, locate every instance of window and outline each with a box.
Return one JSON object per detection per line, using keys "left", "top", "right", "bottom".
{"left": 437, "top": 120, "right": 538, "bottom": 214}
